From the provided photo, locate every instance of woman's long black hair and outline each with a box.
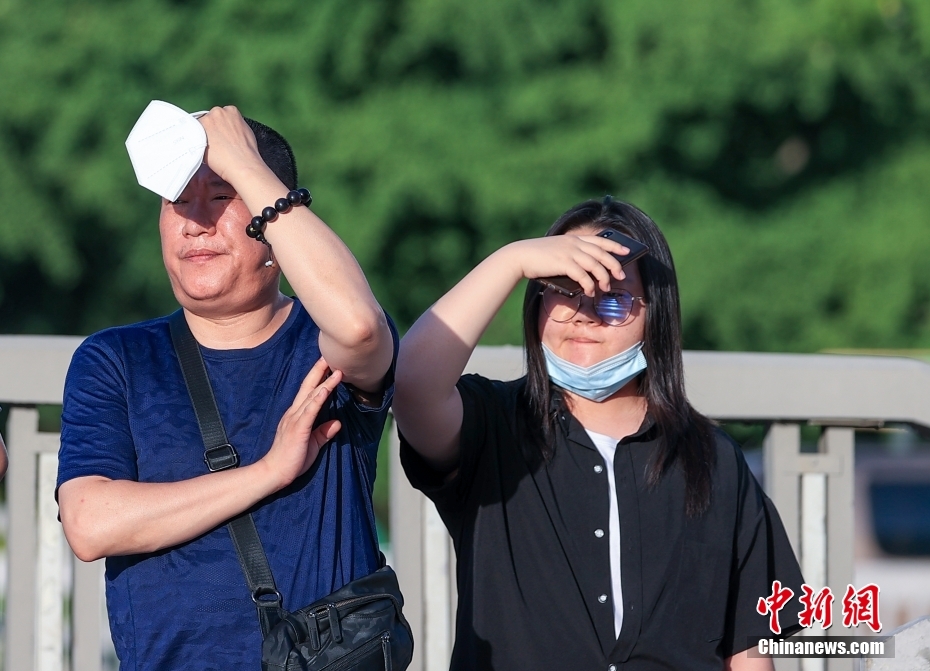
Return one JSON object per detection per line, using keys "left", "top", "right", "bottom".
{"left": 521, "top": 196, "right": 717, "bottom": 516}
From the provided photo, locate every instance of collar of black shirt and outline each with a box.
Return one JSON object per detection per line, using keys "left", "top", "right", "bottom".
{"left": 553, "top": 403, "right": 658, "bottom": 451}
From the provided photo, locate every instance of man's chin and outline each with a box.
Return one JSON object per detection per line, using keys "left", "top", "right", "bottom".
{"left": 173, "top": 280, "right": 226, "bottom": 301}
{"left": 170, "top": 283, "right": 234, "bottom": 313}
{"left": 171, "top": 283, "right": 279, "bottom": 318}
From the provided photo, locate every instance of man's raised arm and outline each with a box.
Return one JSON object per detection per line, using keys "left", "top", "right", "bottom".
{"left": 198, "top": 107, "right": 394, "bottom": 393}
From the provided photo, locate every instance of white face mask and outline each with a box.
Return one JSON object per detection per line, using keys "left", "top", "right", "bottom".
{"left": 125, "top": 100, "right": 210, "bottom": 202}
{"left": 542, "top": 342, "right": 647, "bottom": 402}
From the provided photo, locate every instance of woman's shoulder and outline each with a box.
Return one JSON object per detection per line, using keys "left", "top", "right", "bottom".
{"left": 707, "top": 425, "right": 761, "bottom": 495}
{"left": 458, "top": 373, "right": 527, "bottom": 403}
{"left": 456, "top": 374, "right": 531, "bottom": 441}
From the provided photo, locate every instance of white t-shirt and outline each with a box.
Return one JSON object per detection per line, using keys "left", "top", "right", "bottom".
{"left": 585, "top": 429, "right": 624, "bottom": 639}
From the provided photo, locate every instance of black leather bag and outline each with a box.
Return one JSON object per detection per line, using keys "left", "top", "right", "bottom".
{"left": 169, "top": 311, "right": 413, "bottom": 671}
{"left": 261, "top": 565, "right": 413, "bottom": 671}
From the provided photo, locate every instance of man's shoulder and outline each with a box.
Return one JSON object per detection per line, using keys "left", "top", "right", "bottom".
{"left": 84, "top": 315, "right": 170, "bottom": 345}
{"left": 71, "top": 313, "right": 174, "bottom": 369}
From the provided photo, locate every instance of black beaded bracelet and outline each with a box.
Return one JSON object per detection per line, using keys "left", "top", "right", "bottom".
{"left": 245, "top": 188, "right": 312, "bottom": 244}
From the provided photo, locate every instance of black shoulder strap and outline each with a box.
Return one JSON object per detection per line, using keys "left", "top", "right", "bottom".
{"left": 168, "top": 310, "right": 284, "bottom": 637}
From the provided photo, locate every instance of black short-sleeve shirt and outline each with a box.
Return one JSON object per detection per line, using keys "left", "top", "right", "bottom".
{"left": 400, "top": 374, "right": 804, "bottom": 671}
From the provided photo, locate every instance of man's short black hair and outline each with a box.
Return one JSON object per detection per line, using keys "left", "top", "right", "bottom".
{"left": 244, "top": 118, "right": 298, "bottom": 190}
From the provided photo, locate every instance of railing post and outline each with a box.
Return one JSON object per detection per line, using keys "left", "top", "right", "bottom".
{"left": 389, "top": 414, "right": 458, "bottom": 671}
{"left": 422, "top": 504, "right": 454, "bottom": 671}
{"left": 763, "top": 423, "right": 802, "bottom": 671}
{"left": 7, "top": 407, "right": 41, "bottom": 671}
{"left": 72, "top": 558, "right": 105, "bottom": 671}
{"left": 389, "top": 417, "right": 424, "bottom": 671}
{"left": 36, "top": 452, "right": 64, "bottom": 671}
{"left": 764, "top": 423, "right": 857, "bottom": 671}
{"left": 821, "top": 427, "right": 854, "bottom": 671}
{"left": 4, "top": 406, "right": 102, "bottom": 671}
{"left": 764, "top": 423, "right": 801, "bottom": 556}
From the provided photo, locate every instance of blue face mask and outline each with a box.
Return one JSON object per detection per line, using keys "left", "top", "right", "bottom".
{"left": 542, "top": 342, "right": 647, "bottom": 402}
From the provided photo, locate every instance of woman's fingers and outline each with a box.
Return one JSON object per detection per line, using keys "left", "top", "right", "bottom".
{"left": 520, "top": 233, "right": 630, "bottom": 294}
{"left": 560, "top": 238, "right": 628, "bottom": 295}
{"left": 572, "top": 251, "right": 614, "bottom": 294}
{"left": 562, "top": 264, "right": 598, "bottom": 296}
{"left": 579, "top": 233, "right": 629, "bottom": 257}
{"left": 577, "top": 236, "right": 628, "bottom": 283}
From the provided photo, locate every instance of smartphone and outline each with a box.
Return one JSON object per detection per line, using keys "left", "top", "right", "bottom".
{"left": 538, "top": 229, "right": 650, "bottom": 296}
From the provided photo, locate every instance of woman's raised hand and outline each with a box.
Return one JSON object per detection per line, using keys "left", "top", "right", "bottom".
{"left": 394, "top": 229, "right": 631, "bottom": 468}
{"left": 505, "top": 234, "right": 629, "bottom": 296}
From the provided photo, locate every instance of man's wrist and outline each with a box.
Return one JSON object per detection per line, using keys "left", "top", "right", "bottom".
{"left": 246, "top": 457, "right": 288, "bottom": 498}
{"left": 222, "top": 161, "right": 280, "bottom": 193}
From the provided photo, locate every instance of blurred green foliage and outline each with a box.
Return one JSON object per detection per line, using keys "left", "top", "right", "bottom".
{"left": 1, "top": 0, "right": 930, "bottom": 352}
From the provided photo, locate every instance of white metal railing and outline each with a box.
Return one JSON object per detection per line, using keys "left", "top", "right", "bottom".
{"left": 0, "top": 335, "right": 105, "bottom": 671}
{"left": 3, "top": 336, "right": 930, "bottom": 670}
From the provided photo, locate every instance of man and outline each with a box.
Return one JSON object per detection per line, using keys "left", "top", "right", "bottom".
{"left": 57, "top": 107, "right": 396, "bottom": 669}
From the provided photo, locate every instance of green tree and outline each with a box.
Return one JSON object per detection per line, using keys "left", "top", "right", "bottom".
{"left": 1, "top": 0, "right": 929, "bottom": 353}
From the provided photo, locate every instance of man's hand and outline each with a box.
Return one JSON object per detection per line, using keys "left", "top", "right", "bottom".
{"left": 261, "top": 358, "right": 343, "bottom": 489}
{"left": 197, "top": 105, "right": 267, "bottom": 186}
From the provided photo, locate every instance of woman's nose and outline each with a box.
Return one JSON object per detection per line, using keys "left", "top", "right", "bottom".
{"left": 573, "top": 296, "right": 603, "bottom": 325}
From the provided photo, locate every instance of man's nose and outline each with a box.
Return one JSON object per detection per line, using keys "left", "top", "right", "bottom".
{"left": 181, "top": 201, "right": 217, "bottom": 235}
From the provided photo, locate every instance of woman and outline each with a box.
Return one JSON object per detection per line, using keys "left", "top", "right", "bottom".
{"left": 394, "top": 196, "right": 804, "bottom": 670}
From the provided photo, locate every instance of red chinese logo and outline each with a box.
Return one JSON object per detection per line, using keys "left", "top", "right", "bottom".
{"left": 759, "top": 582, "right": 882, "bottom": 634}
{"left": 757, "top": 580, "right": 795, "bottom": 635}
{"left": 841, "top": 583, "right": 882, "bottom": 633}
{"left": 798, "top": 585, "right": 834, "bottom": 629}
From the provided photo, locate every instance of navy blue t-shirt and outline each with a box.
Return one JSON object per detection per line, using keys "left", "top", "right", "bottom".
{"left": 57, "top": 301, "right": 396, "bottom": 670}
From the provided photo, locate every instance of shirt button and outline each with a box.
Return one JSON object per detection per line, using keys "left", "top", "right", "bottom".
{"left": 594, "top": 529, "right": 605, "bottom": 538}
{"left": 598, "top": 594, "right": 608, "bottom": 603}
{"left": 608, "top": 666, "right": 617, "bottom": 671}
{"left": 594, "top": 465, "right": 603, "bottom": 473}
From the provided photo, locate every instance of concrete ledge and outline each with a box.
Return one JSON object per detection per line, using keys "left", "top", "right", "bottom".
{"left": 865, "top": 615, "right": 930, "bottom": 670}
{"left": 465, "top": 347, "right": 930, "bottom": 430}
{"left": 0, "top": 335, "right": 84, "bottom": 405}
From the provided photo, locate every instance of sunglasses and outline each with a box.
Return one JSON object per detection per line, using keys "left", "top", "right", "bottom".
{"left": 540, "top": 285, "right": 644, "bottom": 326}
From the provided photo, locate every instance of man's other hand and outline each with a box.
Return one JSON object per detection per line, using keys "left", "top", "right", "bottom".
{"left": 260, "top": 357, "right": 343, "bottom": 489}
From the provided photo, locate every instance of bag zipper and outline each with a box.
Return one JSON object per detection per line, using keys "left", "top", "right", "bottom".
{"left": 382, "top": 632, "right": 392, "bottom": 671}
{"left": 319, "top": 631, "right": 391, "bottom": 671}
{"left": 308, "top": 593, "right": 400, "bottom": 614}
